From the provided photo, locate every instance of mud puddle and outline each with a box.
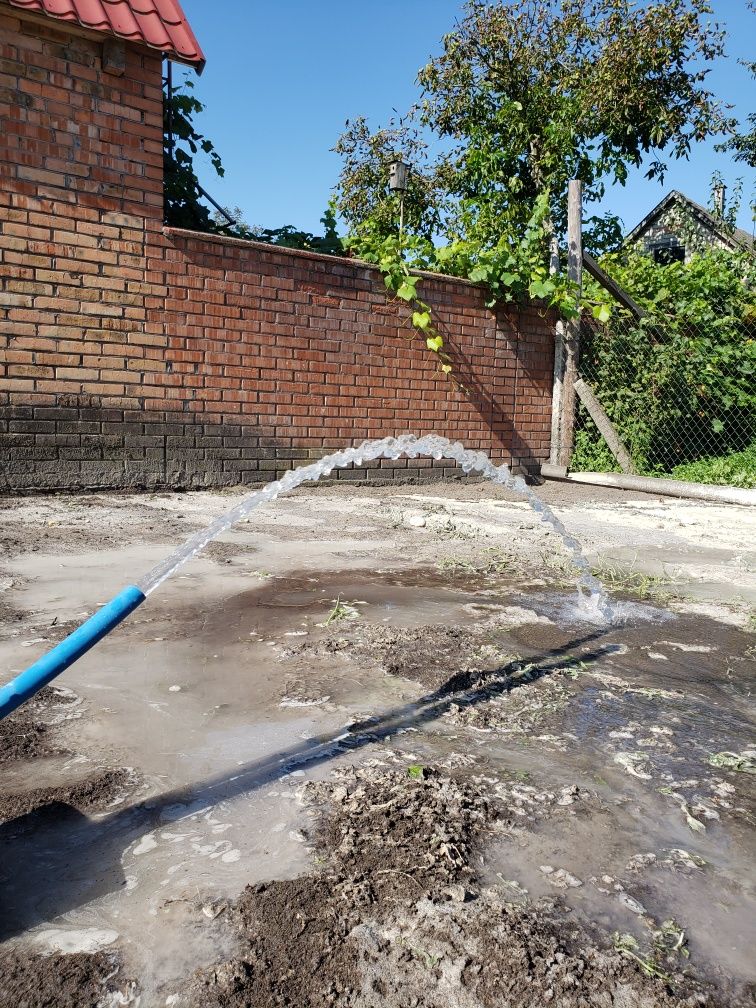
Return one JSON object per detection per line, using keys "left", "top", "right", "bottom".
{"left": 1, "top": 565, "right": 754, "bottom": 1005}
{"left": 198, "top": 567, "right": 531, "bottom": 633}
{"left": 267, "top": 570, "right": 756, "bottom": 995}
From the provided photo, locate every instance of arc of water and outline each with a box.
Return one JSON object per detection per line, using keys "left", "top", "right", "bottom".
{"left": 138, "top": 433, "right": 612, "bottom": 618}
{"left": 0, "top": 434, "right": 612, "bottom": 721}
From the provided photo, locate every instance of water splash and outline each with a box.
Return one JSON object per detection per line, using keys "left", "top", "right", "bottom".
{"left": 138, "top": 434, "right": 614, "bottom": 622}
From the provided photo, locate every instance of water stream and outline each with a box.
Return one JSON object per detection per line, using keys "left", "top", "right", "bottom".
{"left": 138, "top": 434, "right": 614, "bottom": 622}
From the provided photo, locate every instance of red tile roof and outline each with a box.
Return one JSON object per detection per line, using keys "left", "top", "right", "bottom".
{"left": 8, "top": 0, "right": 205, "bottom": 69}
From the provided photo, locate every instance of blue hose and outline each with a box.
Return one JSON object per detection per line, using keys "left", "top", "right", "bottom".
{"left": 0, "top": 585, "right": 146, "bottom": 721}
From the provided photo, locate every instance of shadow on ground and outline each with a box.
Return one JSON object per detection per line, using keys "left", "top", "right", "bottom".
{"left": 0, "top": 630, "right": 612, "bottom": 939}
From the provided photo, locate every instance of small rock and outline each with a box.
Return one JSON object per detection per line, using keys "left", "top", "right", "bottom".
{"left": 692, "top": 802, "right": 720, "bottom": 821}
{"left": 625, "top": 852, "right": 656, "bottom": 872}
{"left": 546, "top": 868, "right": 583, "bottom": 889}
{"left": 618, "top": 892, "right": 646, "bottom": 915}
{"left": 442, "top": 884, "right": 468, "bottom": 902}
{"left": 557, "top": 785, "right": 579, "bottom": 806}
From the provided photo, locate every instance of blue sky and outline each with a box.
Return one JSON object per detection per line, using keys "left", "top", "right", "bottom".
{"left": 180, "top": 0, "right": 755, "bottom": 238}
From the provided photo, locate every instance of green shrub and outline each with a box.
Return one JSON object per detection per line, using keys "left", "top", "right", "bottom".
{"left": 573, "top": 247, "right": 756, "bottom": 477}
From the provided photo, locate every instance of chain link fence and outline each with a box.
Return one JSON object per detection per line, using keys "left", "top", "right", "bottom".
{"left": 571, "top": 308, "right": 756, "bottom": 488}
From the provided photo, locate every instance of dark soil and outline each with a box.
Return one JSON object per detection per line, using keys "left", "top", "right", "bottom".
{"left": 0, "top": 947, "right": 136, "bottom": 1008}
{"left": 368, "top": 625, "right": 495, "bottom": 693}
{"left": 300, "top": 618, "right": 580, "bottom": 742}
{"left": 204, "top": 541, "right": 261, "bottom": 565}
{"left": 0, "top": 681, "right": 140, "bottom": 1007}
{"left": 180, "top": 767, "right": 720, "bottom": 1008}
{"left": 0, "top": 495, "right": 204, "bottom": 557}
{"left": 0, "top": 595, "right": 27, "bottom": 632}
{"left": 313, "top": 767, "right": 493, "bottom": 898}
{"left": 0, "top": 683, "right": 136, "bottom": 825}
{"left": 0, "top": 687, "right": 74, "bottom": 764}
{"left": 299, "top": 622, "right": 503, "bottom": 693}
{"left": 0, "top": 767, "right": 136, "bottom": 825}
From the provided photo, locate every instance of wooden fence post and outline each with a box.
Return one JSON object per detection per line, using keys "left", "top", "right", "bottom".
{"left": 548, "top": 234, "right": 564, "bottom": 465}
{"left": 556, "top": 180, "right": 582, "bottom": 468}
{"left": 574, "top": 378, "right": 637, "bottom": 474}
{"left": 549, "top": 323, "right": 565, "bottom": 465}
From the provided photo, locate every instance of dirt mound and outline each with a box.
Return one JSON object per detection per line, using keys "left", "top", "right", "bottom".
{"left": 442, "top": 662, "right": 575, "bottom": 738}
{"left": 290, "top": 618, "right": 582, "bottom": 748}
{"left": 342, "top": 893, "right": 712, "bottom": 1008}
{"left": 0, "top": 686, "right": 76, "bottom": 764}
{"left": 0, "top": 766, "right": 137, "bottom": 825}
{"left": 365, "top": 625, "right": 494, "bottom": 692}
{"left": 184, "top": 768, "right": 495, "bottom": 1008}
{"left": 0, "top": 686, "right": 137, "bottom": 826}
{"left": 181, "top": 767, "right": 716, "bottom": 1008}
{"left": 312, "top": 767, "right": 493, "bottom": 898}
{"left": 298, "top": 622, "right": 509, "bottom": 694}
{"left": 0, "top": 947, "right": 136, "bottom": 1007}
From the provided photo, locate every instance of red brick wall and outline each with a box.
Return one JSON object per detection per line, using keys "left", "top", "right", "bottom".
{"left": 151, "top": 230, "right": 554, "bottom": 484}
{"left": 0, "top": 7, "right": 554, "bottom": 490}
{"left": 0, "top": 6, "right": 168, "bottom": 488}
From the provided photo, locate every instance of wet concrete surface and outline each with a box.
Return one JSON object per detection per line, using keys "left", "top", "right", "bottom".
{"left": 0, "top": 484, "right": 754, "bottom": 1005}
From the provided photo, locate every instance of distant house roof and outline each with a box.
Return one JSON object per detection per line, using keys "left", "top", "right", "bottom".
{"left": 8, "top": 0, "right": 205, "bottom": 70}
{"left": 624, "top": 190, "right": 755, "bottom": 252}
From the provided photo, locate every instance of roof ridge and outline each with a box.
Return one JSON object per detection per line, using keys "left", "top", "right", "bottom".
{"left": 624, "top": 189, "right": 755, "bottom": 251}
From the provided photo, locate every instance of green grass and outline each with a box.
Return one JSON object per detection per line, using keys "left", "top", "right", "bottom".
{"left": 591, "top": 560, "right": 680, "bottom": 602}
{"left": 573, "top": 425, "right": 756, "bottom": 489}
{"left": 670, "top": 440, "right": 756, "bottom": 489}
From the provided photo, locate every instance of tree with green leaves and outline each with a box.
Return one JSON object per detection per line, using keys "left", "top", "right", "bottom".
{"left": 337, "top": 0, "right": 733, "bottom": 252}
{"left": 257, "top": 210, "right": 344, "bottom": 255}
{"left": 334, "top": 0, "right": 736, "bottom": 371}
{"left": 210, "top": 205, "right": 259, "bottom": 234}
{"left": 333, "top": 116, "right": 445, "bottom": 241}
{"left": 716, "top": 1, "right": 756, "bottom": 168}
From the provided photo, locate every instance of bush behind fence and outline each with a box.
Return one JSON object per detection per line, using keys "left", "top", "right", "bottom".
{"left": 572, "top": 309, "right": 756, "bottom": 488}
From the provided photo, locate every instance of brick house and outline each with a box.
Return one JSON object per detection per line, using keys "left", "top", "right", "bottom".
{"left": 624, "top": 189, "right": 755, "bottom": 265}
{"left": 0, "top": 0, "right": 556, "bottom": 491}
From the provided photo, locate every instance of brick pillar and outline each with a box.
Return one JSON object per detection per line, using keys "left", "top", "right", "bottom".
{"left": 0, "top": 8, "right": 167, "bottom": 488}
